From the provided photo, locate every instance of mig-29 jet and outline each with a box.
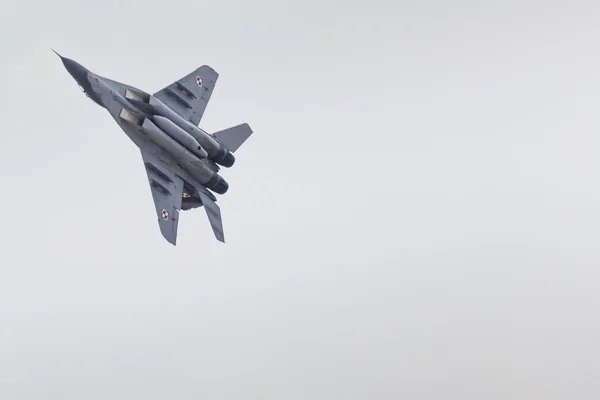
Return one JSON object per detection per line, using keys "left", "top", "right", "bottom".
{"left": 54, "top": 50, "right": 253, "bottom": 245}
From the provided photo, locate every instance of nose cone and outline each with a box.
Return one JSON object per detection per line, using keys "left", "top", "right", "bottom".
{"left": 62, "top": 58, "right": 89, "bottom": 85}
{"left": 53, "top": 49, "right": 104, "bottom": 108}
{"left": 52, "top": 49, "right": 90, "bottom": 86}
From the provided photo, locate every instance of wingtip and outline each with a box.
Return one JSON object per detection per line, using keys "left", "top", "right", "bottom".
{"left": 214, "top": 230, "right": 225, "bottom": 243}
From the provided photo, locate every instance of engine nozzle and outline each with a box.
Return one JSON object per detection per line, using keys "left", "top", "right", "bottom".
{"left": 206, "top": 174, "right": 229, "bottom": 194}
{"left": 213, "top": 147, "right": 235, "bottom": 168}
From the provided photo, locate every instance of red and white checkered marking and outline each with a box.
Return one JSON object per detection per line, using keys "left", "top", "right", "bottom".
{"left": 195, "top": 76, "right": 203, "bottom": 86}
{"left": 161, "top": 209, "right": 169, "bottom": 220}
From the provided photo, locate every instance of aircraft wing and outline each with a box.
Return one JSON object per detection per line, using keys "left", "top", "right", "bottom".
{"left": 140, "top": 149, "right": 184, "bottom": 245}
{"left": 153, "top": 65, "right": 219, "bottom": 126}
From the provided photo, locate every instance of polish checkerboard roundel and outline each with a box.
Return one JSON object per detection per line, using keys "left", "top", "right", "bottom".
{"left": 161, "top": 209, "right": 169, "bottom": 220}
{"left": 195, "top": 76, "right": 203, "bottom": 87}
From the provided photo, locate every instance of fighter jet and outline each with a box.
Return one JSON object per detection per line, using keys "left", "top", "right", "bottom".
{"left": 54, "top": 50, "right": 253, "bottom": 245}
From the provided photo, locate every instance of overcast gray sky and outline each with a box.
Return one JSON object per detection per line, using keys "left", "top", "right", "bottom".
{"left": 1, "top": 0, "right": 600, "bottom": 398}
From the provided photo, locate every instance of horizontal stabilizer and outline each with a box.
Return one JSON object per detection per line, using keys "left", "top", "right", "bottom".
{"left": 213, "top": 123, "right": 253, "bottom": 153}
{"left": 197, "top": 191, "right": 225, "bottom": 242}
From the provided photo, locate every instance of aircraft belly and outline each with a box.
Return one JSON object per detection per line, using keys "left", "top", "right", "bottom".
{"left": 55, "top": 51, "right": 249, "bottom": 245}
{"left": 139, "top": 118, "right": 228, "bottom": 194}
{"left": 118, "top": 121, "right": 147, "bottom": 148}
{"left": 140, "top": 137, "right": 207, "bottom": 194}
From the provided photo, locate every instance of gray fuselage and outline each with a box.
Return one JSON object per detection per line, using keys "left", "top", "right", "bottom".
{"left": 59, "top": 55, "right": 229, "bottom": 195}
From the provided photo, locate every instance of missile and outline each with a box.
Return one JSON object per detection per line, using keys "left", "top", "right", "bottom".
{"left": 147, "top": 96, "right": 236, "bottom": 167}
{"left": 140, "top": 118, "right": 229, "bottom": 194}
{"left": 152, "top": 115, "right": 208, "bottom": 159}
